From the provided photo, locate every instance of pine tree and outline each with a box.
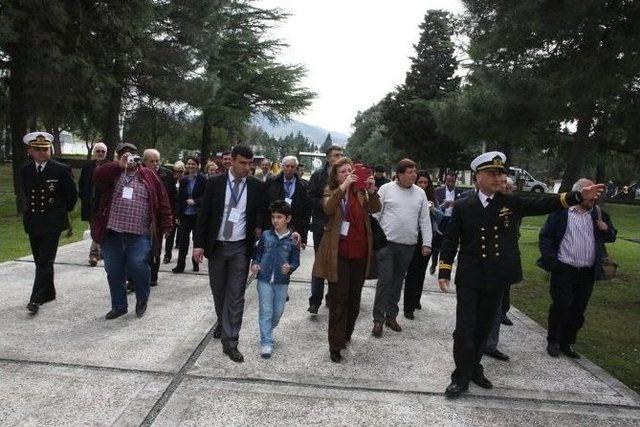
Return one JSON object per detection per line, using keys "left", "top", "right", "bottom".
{"left": 320, "top": 133, "right": 333, "bottom": 151}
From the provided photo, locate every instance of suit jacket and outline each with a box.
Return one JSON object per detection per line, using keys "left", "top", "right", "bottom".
{"left": 176, "top": 173, "right": 207, "bottom": 218}
{"left": 20, "top": 159, "right": 78, "bottom": 234}
{"left": 434, "top": 185, "right": 464, "bottom": 210}
{"left": 254, "top": 170, "right": 276, "bottom": 182}
{"left": 538, "top": 207, "right": 617, "bottom": 281}
{"left": 264, "top": 172, "right": 312, "bottom": 244}
{"left": 194, "top": 172, "right": 267, "bottom": 257}
{"left": 438, "top": 190, "right": 584, "bottom": 289}
{"left": 78, "top": 160, "right": 99, "bottom": 221}
{"left": 308, "top": 164, "right": 330, "bottom": 233}
{"left": 157, "top": 166, "right": 177, "bottom": 215}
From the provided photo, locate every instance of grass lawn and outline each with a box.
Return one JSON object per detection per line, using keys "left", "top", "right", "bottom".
{"left": 515, "top": 202, "right": 640, "bottom": 394}
{"left": 0, "top": 163, "right": 86, "bottom": 262}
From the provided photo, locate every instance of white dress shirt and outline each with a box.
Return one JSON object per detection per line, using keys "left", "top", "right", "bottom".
{"left": 444, "top": 187, "right": 455, "bottom": 216}
{"left": 477, "top": 190, "right": 493, "bottom": 208}
{"left": 35, "top": 161, "right": 48, "bottom": 172}
{"left": 217, "top": 170, "right": 248, "bottom": 242}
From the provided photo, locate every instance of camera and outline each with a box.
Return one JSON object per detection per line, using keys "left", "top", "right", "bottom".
{"left": 127, "top": 155, "right": 141, "bottom": 165}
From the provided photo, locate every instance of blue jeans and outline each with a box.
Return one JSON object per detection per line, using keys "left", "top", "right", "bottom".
{"left": 257, "top": 280, "right": 288, "bottom": 347}
{"left": 101, "top": 231, "right": 152, "bottom": 311}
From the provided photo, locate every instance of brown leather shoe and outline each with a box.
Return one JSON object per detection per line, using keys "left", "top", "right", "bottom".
{"left": 372, "top": 321, "right": 383, "bottom": 338}
{"left": 89, "top": 256, "right": 98, "bottom": 267}
{"left": 385, "top": 318, "right": 402, "bottom": 332}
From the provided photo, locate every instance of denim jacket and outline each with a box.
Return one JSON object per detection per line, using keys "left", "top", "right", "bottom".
{"left": 252, "top": 229, "right": 300, "bottom": 284}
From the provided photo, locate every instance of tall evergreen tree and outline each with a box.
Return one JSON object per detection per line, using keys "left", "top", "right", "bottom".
{"left": 320, "top": 132, "right": 333, "bottom": 151}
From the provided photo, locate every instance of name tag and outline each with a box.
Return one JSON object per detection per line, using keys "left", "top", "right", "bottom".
{"left": 122, "top": 187, "right": 133, "bottom": 200}
{"left": 228, "top": 207, "right": 242, "bottom": 223}
{"left": 340, "top": 221, "right": 350, "bottom": 236}
{"left": 284, "top": 197, "right": 293, "bottom": 206}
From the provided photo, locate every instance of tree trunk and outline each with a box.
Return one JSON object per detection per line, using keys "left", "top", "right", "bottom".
{"left": 201, "top": 110, "right": 212, "bottom": 171}
{"left": 559, "top": 110, "right": 594, "bottom": 192}
{"left": 103, "top": 56, "right": 125, "bottom": 160}
{"left": 51, "top": 127, "right": 62, "bottom": 158}
{"left": 8, "top": 45, "right": 29, "bottom": 215}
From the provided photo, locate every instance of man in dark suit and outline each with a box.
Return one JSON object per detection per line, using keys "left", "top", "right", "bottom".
{"left": 193, "top": 145, "right": 267, "bottom": 363}
{"left": 20, "top": 132, "right": 78, "bottom": 314}
{"left": 431, "top": 171, "right": 464, "bottom": 274}
{"left": 78, "top": 142, "right": 108, "bottom": 266}
{"left": 264, "top": 155, "right": 311, "bottom": 248}
{"left": 437, "top": 151, "right": 604, "bottom": 399}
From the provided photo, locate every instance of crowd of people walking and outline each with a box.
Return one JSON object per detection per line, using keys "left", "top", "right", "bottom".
{"left": 18, "top": 131, "right": 614, "bottom": 399}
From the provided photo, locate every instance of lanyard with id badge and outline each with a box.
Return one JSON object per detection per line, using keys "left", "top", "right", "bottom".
{"left": 227, "top": 178, "right": 247, "bottom": 223}
{"left": 122, "top": 173, "right": 135, "bottom": 200}
{"left": 340, "top": 196, "right": 350, "bottom": 236}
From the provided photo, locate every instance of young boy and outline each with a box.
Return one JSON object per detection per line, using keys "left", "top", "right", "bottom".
{"left": 251, "top": 200, "right": 301, "bottom": 358}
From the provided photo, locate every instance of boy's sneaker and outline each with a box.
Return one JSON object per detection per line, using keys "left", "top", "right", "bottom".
{"left": 260, "top": 345, "right": 272, "bottom": 359}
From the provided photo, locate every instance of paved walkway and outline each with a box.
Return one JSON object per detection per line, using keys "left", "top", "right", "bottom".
{"left": 1, "top": 239, "right": 639, "bottom": 426}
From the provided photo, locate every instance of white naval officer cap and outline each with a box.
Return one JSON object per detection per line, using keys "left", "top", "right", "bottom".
{"left": 470, "top": 151, "right": 507, "bottom": 173}
{"left": 23, "top": 131, "right": 54, "bottom": 146}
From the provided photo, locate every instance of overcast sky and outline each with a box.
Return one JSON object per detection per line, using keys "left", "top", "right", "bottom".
{"left": 259, "top": 0, "right": 465, "bottom": 135}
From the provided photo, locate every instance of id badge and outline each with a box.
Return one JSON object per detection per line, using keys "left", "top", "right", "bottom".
{"left": 284, "top": 197, "right": 293, "bottom": 206}
{"left": 122, "top": 187, "right": 133, "bottom": 200}
{"left": 340, "top": 221, "right": 350, "bottom": 236}
{"left": 228, "top": 207, "right": 241, "bottom": 223}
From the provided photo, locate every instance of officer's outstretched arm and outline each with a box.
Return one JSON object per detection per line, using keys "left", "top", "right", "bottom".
{"left": 437, "top": 206, "right": 461, "bottom": 288}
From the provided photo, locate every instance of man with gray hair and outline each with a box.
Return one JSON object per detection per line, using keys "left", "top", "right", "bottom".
{"left": 79, "top": 142, "right": 108, "bottom": 266}
{"left": 264, "top": 155, "right": 311, "bottom": 247}
{"left": 143, "top": 149, "right": 177, "bottom": 286}
{"left": 538, "top": 178, "right": 617, "bottom": 359}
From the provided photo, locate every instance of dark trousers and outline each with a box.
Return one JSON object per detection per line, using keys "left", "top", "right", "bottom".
{"left": 547, "top": 262, "right": 595, "bottom": 346}
{"left": 430, "top": 216, "right": 451, "bottom": 270}
{"left": 403, "top": 244, "right": 431, "bottom": 313}
{"left": 327, "top": 256, "right": 367, "bottom": 351}
{"left": 309, "top": 228, "right": 326, "bottom": 306}
{"left": 176, "top": 214, "right": 197, "bottom": 269}
{"left": 372, "top": 242, "right": 415, "bottom": 322}
{"left": 501, "top": 284, "right": 511, "bottom": 316}
{"left": 207, "top": 241, "right": 249, "bottom": 350}
{"left": 150, "top": 242, "right": 161, "bottom": 283}
{"left": 28, "top": 231, "right": 61, "bottom": 304}
{"left": 163, "top": 227, "right": 176, "bottom": 260}
{"left": 451, "top": 286, "right": 503, "bottom": 387}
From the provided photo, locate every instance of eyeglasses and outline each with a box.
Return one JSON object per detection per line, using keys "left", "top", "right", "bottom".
{"left": 95, "top": 150, "right": 106, "bottom": 153}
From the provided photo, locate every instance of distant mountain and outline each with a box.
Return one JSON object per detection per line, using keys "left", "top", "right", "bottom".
{"left": 251, "top": 114, "right": 349, "bottom": 148}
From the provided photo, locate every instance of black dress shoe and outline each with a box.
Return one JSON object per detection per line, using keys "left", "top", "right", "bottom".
{"left": 172, "top": 266, "right": 185, "bottom": 273}
{"left": 40, "top": 295, "right": 56, "bottom": 304}
{"left": 429, "top": 264, "right": 436, "bottom": 275}
{"left": 212, "top": 323, "right": 222, "bottom": 339}
{"left": 192, "top": 263, "right": 199, "bottom": 272}
{"left": 150, "top": 281, "right": 158, "bottom": 287}
{"left": 307, "top": 304, "right": 319, "bottom": 315}
{"left": 105, "top": 309, "right": 127, "bottom": 320}
{"left": 330, "top": 350, "right": 342, "bottom": 363}
{"left": 372, "top": 321, "right": 383, "bottom": 338}
{"left": 26, "top": 302, "right": 39, "bottom": 314}
{"left": 136, "top": 301, "right": 147, "bottom": 318}
{"left": 162, "top": 257, "right": 171, "bottom": 264}
{"left": 126, "top": 282, "right": 134, "bottom": 293}
{"left": 445, "top": 383, "right": 468, "bottom": 399}
{"left": 415, "top": 303, "right": 422, "bottom": 310}
{"left": 560, "top": 345, "right": 581, "bottom": 359}
{"left": 224, "top": 347, "right": 244, "bottom": 363}
{"left": 404, "top": 311, "right": 415, "bottom": 320}
{"left": 484, "top": 349, "right": 510, "bottom": 361}
{"left": 547, "top": 342, "right": 560, "bottom": 358}
{"left": 385, "top": 317, "right": 402, "bottom": 332}
{"left": 500, "top": 315, "right": 513, "bottom": 326}
{"left": 471, "top": 373, "right": 493, "bottom": 389}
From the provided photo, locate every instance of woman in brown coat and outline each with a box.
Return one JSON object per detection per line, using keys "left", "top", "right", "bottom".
{"left": 312, "top": 157, "right": 381, "bottom": 362}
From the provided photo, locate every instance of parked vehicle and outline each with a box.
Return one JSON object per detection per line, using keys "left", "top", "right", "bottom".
{"left": 508, "top": 167, "right": 548, "bottom": 193}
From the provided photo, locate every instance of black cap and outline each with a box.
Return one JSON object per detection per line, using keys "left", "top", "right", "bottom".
{"left": 115, "top": 142, "right": 138, "bottom": 154}
{"left": 374, "top": 165, "right": 385, "bottom": 173}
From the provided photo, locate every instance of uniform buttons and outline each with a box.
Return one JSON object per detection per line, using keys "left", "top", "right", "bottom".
{"left": 494, "top": 235, "right": 498, "bottom": 238}
{"left": 482, "top": 245, "right": 486, "bottom": 249}
{"left": 31, "top": 209, "right": 35, "bottom": 212}
{"left": 482, "top": 254, "right": 487, "bottom": 258}
{"left": 31, "top": 189, "right": 35, "bottom": 193}
{"left": 496, "top": 252, "right": 500, "bottom": 256}
{"left": 41, "top": 189, "right": 44, "bottom": 193}
{"left": 481, "top": 227, "right": 485, "bottom": 231}
{"left": 494, "top": 226, "right": 498, "bottom": 230}
{"left": 481, "top": 236, "right": 485, "bottom": 240}
{"left": 495, "top": 244, "right": 499, "bottom": 248}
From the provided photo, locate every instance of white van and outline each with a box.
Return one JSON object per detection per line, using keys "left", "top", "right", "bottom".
{"left": 508, "top": 167, "right": 548, "bottom": 193}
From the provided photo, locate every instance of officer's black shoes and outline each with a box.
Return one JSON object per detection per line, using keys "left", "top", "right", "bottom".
{"left": 162, "top": 257, "right": 171, "bottom": 264}
{"left": 330, "top": 350, "right": 342, "bottom": 363}
{"left": 484, "top": 349, "right": 510, "bottom": 361}
{"left": 171, "top": 266, "right": 185, "bottom": 274}
{"left": 212, "top": 322, "right": 222, "bottom": 339}
{"left": 445, "top": 383, "right": 468, "bottom": 399}
{"left": 471, "top": 372, "right": 493, "bottom": 389}
{"left": 385, "top": 317, "right": 402, "bottom": 332}
{"left": 26, "top": 302, "right": 39, "bottom": 314}
{"left": 150, "top": 281, "right": 158, "bottom": 287}
{"left": 223, "top": 347, "right": 244, "bottom": 363}
{"left": 546, "top": 342, "right": 560, "bottom": 357}
{"left": 560, "top": 345, "right": 581, "bottom": 359}
{"left": 404, "top": 311, "right": 415, "bottom": 320}
{"left": 126, "top": 281, "right": 134, "bottom": 293}
{"left": 307, "top": 303, "right": 320, "bottom": 315}
{"left": 105, "top": 309, "right": 127, "bottom": 320}
{"left": 500, "top": 315, "right": 513, "bottom": 326}
{"left": 192, "top": 263, "right": 199, "bottom": 272}
{"left": 372, "top": 321, "right": 383, "bottom": 338}
{"left": 415, "top": 303, "right": 422, "bottom": 310}
{"left": 136, "top": 301, "right": 147, "bottom": 318}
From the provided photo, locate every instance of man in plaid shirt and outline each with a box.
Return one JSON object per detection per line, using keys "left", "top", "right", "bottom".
{"left": 92, "top": 143, "right": 173, "bottom": 320}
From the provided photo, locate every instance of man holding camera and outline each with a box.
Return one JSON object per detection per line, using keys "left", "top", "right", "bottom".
{"left": 92, "top": 143, "right": 173, "bottom": 319}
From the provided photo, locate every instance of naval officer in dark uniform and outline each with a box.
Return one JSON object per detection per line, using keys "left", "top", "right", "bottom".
{"left": 438, "top": 151, "right": 604, "bottom": 398}
{"left": 20, "top": 132, "right": 78, "bottom": 314}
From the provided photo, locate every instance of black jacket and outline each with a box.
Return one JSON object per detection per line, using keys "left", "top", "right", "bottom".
{"left": 194, "top": 172, "right": 267, "bottom": 257}
{"left": 157, "top": 166, "right": 178, "bottom": 216}
{"left": 434, "top": 185, "right": 465, "bottom": 209}
{"left": 78, "top": 160, "right": 99, "bottom": 221}
{"left": 20, "top": 160, "right": 78, "bottom": 234}
{"left": 264, "top": 172, "right": 312, "bottom": 244}
{"left": 308, "top": 164, "right": 330, "bottom": 233}
{"left": 538, "top": 207, "right": 617, "bottom": 281}
{"left": 438, "top": 190, "right": 584, "bottom": 289}
{"left": 176, "top": 173, "right": 207, "bottom": 218}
